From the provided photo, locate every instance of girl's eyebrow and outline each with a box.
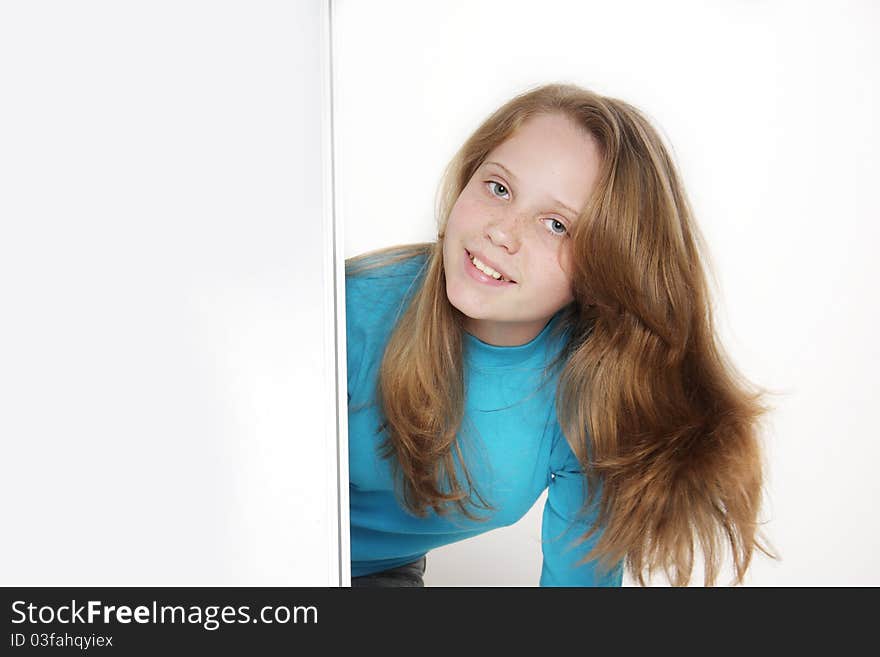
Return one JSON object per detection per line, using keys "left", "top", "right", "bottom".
{"left": 483, "top": 160, "right": 579, "bottom": 219}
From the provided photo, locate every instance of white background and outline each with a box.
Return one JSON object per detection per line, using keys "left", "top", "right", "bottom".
{"left": 0, "top": 0, "right": 343, "bottom": 585}
{"left": 335, "top": 0, "right": 880, "bottom": 585}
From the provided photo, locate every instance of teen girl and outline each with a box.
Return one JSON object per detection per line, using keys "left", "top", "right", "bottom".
{"left": 345, "top": 83, "right": 777, "bottom": 587}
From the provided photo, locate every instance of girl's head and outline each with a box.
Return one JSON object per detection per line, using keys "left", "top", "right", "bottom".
{"left": 437, "top": 83, "right": 699, "bottom": 356}
{"left": 442, "top": 111, "right": 601, "bottom": 346}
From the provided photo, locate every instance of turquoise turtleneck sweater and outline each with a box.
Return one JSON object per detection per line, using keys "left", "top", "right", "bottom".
{"left": 346, "top": 251, "right": 623, "bottom": 586}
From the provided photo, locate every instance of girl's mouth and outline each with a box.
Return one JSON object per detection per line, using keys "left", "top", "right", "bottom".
{"left": 464, "top": 249, "right": 516, "bottom": 287}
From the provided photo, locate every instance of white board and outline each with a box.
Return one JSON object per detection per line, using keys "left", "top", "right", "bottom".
{"left": 0, "top": 0, "right": 345, "bottom": 586}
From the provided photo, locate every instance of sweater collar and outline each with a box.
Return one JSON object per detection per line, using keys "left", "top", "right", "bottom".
{"left": 462, "top": 309, "right": 565, "bottom": 368}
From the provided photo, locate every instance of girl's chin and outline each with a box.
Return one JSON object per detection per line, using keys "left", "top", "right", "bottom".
{"left": 446, "top": 291, "right": 487, "bottom": 320}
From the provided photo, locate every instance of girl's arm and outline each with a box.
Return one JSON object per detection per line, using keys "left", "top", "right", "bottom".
{"left": 540, "top": 437, "right": 623, "bottom": 587}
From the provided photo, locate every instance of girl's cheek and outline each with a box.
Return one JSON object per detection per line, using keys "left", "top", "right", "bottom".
{"left": 446, "top": 206, "right": 465, "bottom": 231}
{"left": 456, "top": 201, "right": 487, "bottom": 229}
{"left": 557, "top": 245, "right": 574, "bottom": 277}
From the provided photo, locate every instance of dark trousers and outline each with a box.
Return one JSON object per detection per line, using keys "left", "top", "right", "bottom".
{"left": 351, "top": 556, "right": 427, "bottom": 587}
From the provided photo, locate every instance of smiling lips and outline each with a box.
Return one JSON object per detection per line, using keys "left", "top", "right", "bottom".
{"left": 465, "top": 249, "right": 517, "bottom": 286}
{"left": 466, "top": 249, "right": 515, "bottom": 281}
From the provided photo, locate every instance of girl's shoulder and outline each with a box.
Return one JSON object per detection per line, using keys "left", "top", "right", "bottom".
{"left": 344, "top": 245, "right": 430, "bottom": 331}
{"left": 345, "top": 246, "right": 430, "bottom": 306}
{"left": 345, "top": 245, "right": 430, "bottom": 280}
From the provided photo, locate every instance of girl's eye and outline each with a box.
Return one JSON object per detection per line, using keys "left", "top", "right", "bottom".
{"left": 487, "top": 180, "right": 509, "bottom": 199}
{"left": 541, "top": 218, "right": 568, "bottom": 237}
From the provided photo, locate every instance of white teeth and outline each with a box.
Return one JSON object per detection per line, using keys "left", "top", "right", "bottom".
{"left": 469, "top": 254, "right": 507, "bottom": 281}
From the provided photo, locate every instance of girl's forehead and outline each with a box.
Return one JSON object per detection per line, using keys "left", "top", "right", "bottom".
{"left": 480, "top": 121, "right": 601, "bottom": 215}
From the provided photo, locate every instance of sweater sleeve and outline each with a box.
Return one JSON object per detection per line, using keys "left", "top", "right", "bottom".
{"left": 344, "top": 255, "right": 428, "bottom": 407}
{"left": 540, "top": 433, "right": 624, "bottom": 587}
{"left": 344, "top": 274, "right": 369, "bottom": 406}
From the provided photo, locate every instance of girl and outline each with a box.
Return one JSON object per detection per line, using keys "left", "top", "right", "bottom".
{"left": 345, "top": 83, "right": 778, "bottom": 587}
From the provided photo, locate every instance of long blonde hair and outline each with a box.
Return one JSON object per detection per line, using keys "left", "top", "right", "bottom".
{"left": 346, "top": 82, "right": 780, "bottom": 586}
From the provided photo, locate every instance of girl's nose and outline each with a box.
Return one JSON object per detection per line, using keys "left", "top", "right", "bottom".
{"left": 486, "top": 213, "right": 524, "bottom": 251}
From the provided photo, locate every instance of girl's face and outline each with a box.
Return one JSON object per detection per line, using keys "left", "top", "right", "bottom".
{"left": 442, "top": 112, "right": 602, "bottom": 346}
